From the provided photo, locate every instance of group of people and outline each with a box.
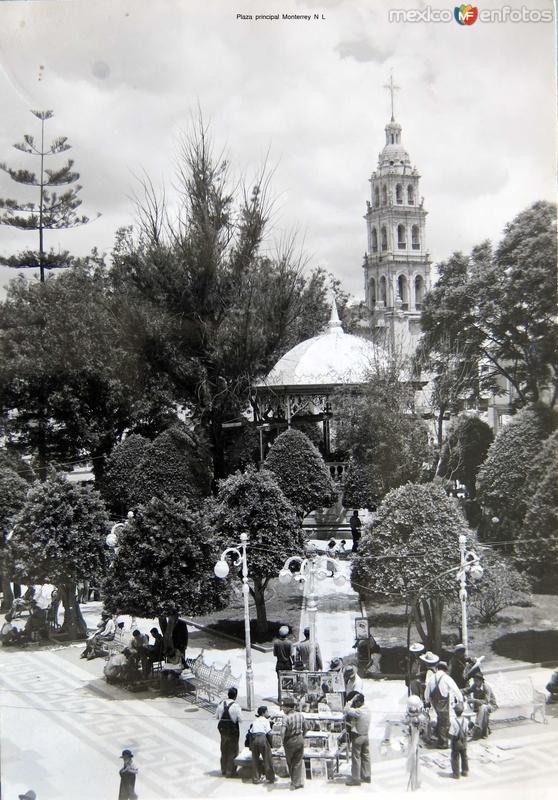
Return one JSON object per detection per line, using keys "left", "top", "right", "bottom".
{"left": 215, "top": 685, "right": 373, "bottom": 789}
{"left": 82, "top": 609, "right": 190, "bottom": 692}
{"left": 406, "top": 641, "right": 498, "bottom": 779}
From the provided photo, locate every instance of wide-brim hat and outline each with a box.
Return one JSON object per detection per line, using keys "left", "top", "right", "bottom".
{"left": 454, "top": 643, "right": 466, "bottom": 652}
{"left": 120, "top": 749, "right": 133, "bottom": 758}
{"left": 409, "top": 642, "right": 425, "bottom": 654}
{"left": 278, "top": 625, "right": 289, "bottom": 638}
{"left": 419, "top": 651, "right": 439, "bottom": 665}
{"left": 329, "top": 657, "right": 342, "bottom": 669}
{"left": 19, "top": 792, "right": 36, "bottom": 800}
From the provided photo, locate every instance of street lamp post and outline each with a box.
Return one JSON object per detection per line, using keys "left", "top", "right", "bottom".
{"left": 214, "top": 532, "right": 255, "bottom": 711}
{"left": 458, "top": 534, "right": 483, "bottom": 655}
{"left": 105, "top": 510, "right": 134, "bottom": 555}
{"left": 278, "top": 542, "right": 345, "bottom": 671}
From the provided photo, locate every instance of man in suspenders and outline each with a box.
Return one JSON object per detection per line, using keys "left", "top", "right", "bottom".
{"left": 216, "top": 687, "right": 243, "bottom": 777}
{"left": 425, "top": 661, "right": 463, "bottom": 748}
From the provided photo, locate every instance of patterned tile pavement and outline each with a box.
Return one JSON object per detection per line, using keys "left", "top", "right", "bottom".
{"left": 1, "top": 641, "right": 557, "bottom": 800}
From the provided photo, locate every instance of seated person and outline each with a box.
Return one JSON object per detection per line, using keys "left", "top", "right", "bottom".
{"left": 545, "top": 669, "right": 558, "bottom": 703}
{"left": 142, "top": 627, "right": 165, "bottom": 677}
{"left": 129, "top": 629, "right": 149, "bottom": 668}
{"left": 104, "top": 647, "right": 135, "bottom": 683}
{"left": 464, "top": 673, "right": 497, "bottom": 738}
{"left": 0, "top": 612, "right": 21, "bottom": 646}
{"left": 11, "top": 585, "right": 35, "bottom": 617}
{"left": 23, "top": 602, "right": 48, "bottom": 641}
{"left": 160, "top": 647, "right": 185, "bottom": 691}
{"left": 80, "top": 612, "right": 116, "bottom": 660}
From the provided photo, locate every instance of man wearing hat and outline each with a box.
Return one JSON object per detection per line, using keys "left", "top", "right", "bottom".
{"left": 425, "top": 660, "right": 463, "bottom": 748}
{"left": 18, "top": 791, "right": 36, "bottom": 800}
{"left": 345, "top": 665, "right": 364, "bottom": 702}
{"left": 449, "top": 644, "right": 468, "bottom": 688}
{"left": 344, "top": 692, "right": 372, "bottom": 786}
{"left": 118, "top": 749, "right": 138, "bottom": 800}
{"left": 407, "top": 643, "right": 424, "bottom": 697}
{"left": 464, "top": 673, "right": 497, "bottom": 738}
{"left": 273, "top": 626, "right": 293, "bottom": 700}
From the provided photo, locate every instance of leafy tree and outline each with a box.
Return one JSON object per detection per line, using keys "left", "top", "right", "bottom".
{"left": 135, "top": 425, "right": 212, "bottom": 506}
{"left": 438, "top": 415, "right": 494, "bottom": 499}
{"left": 334, "top": 362, "right": 432, "bottom": 508}
{"left": 264, "top": 428, "right": 336, "bottom": 519}
{"left": 467, "top": 549, "right": 531, "bottom": 623}
{"left": 10, "top": 476, "right": 109, "bottom": 638}
{"left": 477, "top": 405, "right": 557, "bottom": 546}
{"left": 101, "top": 434, "right": 151, "bottom": 516}
{"left": 340, "top": 459, "right": 372, "bottom": 510}
{"left": 0, "top": 466, "right": 28, "bottom": 611}
{"left": 0, "top": 109, "right": 97, "bottom": 282}
{"left": 351, "top": 483, "right": 470, "bottom": 653}
{"left": 0, "top": 262, "right": 174, "bottom": 480}
{"left": 103, "top": 496, "right": 227, "bottom": 618}
{"left": 515, "top": 430, "right": 558, "bottom": 585}
{"left": 110, "top": 120, "right": 331, "bottom": 483}
{"left": 419, "top": 202, "right": 558, "bottom": 409}
{"left": 208, "top": 467, "right": 303, "bottom": 635}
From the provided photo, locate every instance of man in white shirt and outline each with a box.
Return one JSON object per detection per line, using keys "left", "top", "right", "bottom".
{"left": 248, "top": 706, "right": 275, "bottom": 784}
{"left": 216, "top": 687, "right": 243, "bottom": 777}
{"left": 345, "top": 665, "right": 364, "bottom": 701}
{"left": 425, "top": 661, "right": 463, "bottom": 748}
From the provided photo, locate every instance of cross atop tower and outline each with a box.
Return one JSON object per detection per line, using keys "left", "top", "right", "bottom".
{"left": 383, "top": 72, "right": 400, "bottom": 121}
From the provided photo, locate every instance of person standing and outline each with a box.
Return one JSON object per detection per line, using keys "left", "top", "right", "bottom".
{"left": 273, "top": 625, "right": 293, "bottom": 700}
{"left": 118, "top": 749, "right": 138, "bottom": 800}
{"left": 344, "top": 666, "right": 364, "bottom": 702}
{"left": 248, "top": 706, "right": 275, "bottom": 784}
{"left": 449, "top": 702, "right": 469, "bottom": 779}
{"left": 159, "top": 610, "right": 188, "bottom": 659}
{"left": 349, "top": 510, "right": 362, "bottom": 552}
{"left": 344, "top": 692, "right": 371, "bottom": 786}
{"left": 282, "top": 698, "right": 309, "bottom": 790}
{"left": 449, "top": 644, "right": 468, "bottom": 689}
{"left": 216, "top": 687, "right": 242, "bottom": 777}
{"left": 296, "top": 626, "right": 323, "bottom": 671}
{"left": 425, "top": 661, "right": 463, "bottom": 748}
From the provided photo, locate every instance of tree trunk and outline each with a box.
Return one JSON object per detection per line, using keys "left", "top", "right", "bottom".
{"left": 413, "top": 601, "right": 430, "bottom": 649}
{"left": 1, "top": 571, "right": 14, "bottom": 612}
{"left": 59, "top": 582, "right": 87, "bottom": 639}
{"left": 424, "top": 596, "right": 444, "bottom": 655}
{"left": 252, "top": 578, "right": 268, "bottom": 637}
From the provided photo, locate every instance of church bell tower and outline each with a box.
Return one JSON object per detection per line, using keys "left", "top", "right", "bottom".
{"left": 363, "top": 76, "right": 431, "bottom": 355}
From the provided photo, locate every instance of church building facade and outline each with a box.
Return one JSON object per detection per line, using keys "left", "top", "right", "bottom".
{"left": 362, "top": 108, "right": 431, "bottom": 358}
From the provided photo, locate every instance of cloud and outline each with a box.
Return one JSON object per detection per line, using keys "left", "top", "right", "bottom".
{"left": 336, "top": 38, "right": 393, "bottom": 63}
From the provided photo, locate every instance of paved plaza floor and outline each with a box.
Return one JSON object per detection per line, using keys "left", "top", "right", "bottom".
{"left": 1, "top": 609, "right": 557, "bottom": 800}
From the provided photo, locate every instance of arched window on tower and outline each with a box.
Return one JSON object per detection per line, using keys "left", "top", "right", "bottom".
{"left": 396, "top": 184, "right": 403, "bottom": 204}
{"left": 397, "top": 224, "right": 406, "bottom": 249}
{"left": 374, "top": 186, "right": 380, "bottom": 207}
{"left": 407, "top": 184, "right": 414, "bottom": 205}
{"left": 379, "top": 276, "right": 387, "bottom": 305}
{"left": 371, "top": 227, "right": 378, "bottom": 252}
{"left": 382, "top": 184, "right": 387, "bottom": 206}
{"left": 412, "top": 225, "right": 420, "bottom": 250}
{"left": 369, "top": 277, "right": 376, "bottom": 306}
{"left": 415, "top": 275, "right": 425, "bottom": 309}
{"left": 381, "top": 226, "right": 387, "bottom": 251}
{"left": 398, "top": 275, "right": 409, "bottom": 309}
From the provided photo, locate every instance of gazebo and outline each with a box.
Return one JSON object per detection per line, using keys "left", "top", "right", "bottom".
{"left": 254, "top": 303, "right": 389, "bottom": 479}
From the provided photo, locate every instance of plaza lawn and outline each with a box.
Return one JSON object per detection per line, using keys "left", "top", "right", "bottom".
{"left": 187, "top": 584, "right": 558, "bottom": 671}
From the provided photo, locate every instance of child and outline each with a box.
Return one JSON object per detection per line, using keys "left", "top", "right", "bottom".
{"left": 449, "top": 702, "right": 469, "bottom": 779}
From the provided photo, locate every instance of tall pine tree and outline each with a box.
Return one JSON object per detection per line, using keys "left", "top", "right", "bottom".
{"left": 0, "top": 109, "right": 97, "bottom": 281}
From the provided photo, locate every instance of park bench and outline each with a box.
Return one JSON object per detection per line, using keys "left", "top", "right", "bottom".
{"left": 486, "top": 673, "right": 547, "bottom": 726}
{"left": 104, "top": 628, "right": 133, "bottom": 657}
{"left": 182, "top": 650, "right": 240, "bottom": 704}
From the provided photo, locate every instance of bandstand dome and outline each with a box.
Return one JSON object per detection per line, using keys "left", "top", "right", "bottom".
{"left": 260, "top": 303, "right": 388, "bottom": 390}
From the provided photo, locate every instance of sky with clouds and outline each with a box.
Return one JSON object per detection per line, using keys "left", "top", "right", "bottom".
{"left": 0, "top": 0, "right": 555, "bottom": 299}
